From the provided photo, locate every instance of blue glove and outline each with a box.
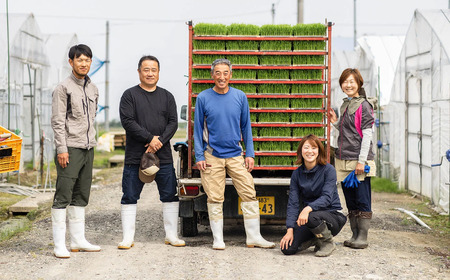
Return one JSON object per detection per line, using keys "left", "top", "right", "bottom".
{"left": 342, "top": 170, "right": 360, "bottom": 188}
{"left": 364, "top": 165, "right": 370, "bottom": 173}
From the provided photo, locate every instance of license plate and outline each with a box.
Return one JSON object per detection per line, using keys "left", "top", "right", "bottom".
{"left": 238, "top": 196, "right": 275, "bottom": 216}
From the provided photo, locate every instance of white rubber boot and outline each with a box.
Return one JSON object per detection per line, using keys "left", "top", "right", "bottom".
{"left": 67, "top": 206, "right": 101, "bottom": 252}
{"left": 207, "top": 203, "right": 225, "bottom": 250}
{"left": 163, "top": 202, "right": 185, "bottom": 247}
{"left": 118, "top": 204, "right": 137, "bottom": 249}
{"left": 241, "top": 201, "right": 275, "bottom": 249}
{"left": 51, "top": 208, "right": 70, "bottom": 258}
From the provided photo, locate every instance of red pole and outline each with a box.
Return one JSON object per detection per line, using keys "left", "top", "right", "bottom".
{"left": 326, "top": 22, "right": 333, "bottom": 163}
{"left": 188, "top": 21, "right": 193, "bottom": 178}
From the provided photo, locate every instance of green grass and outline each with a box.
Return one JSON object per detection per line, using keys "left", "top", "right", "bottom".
{"left": 290, "top": 113, "right": 323, "bottom": 123}
{"left": 192, "top": 69, "right": 211, "bottom": 79}
{"left": 292, "top": 55, "right": 325, "bottom": 65}
{"left": 290, "top": 70, "right": 323, "bottom": 80}
{"left": 231, "top": 84, "right": 257, "bottom": 93}
{"left": 259, "top": 127, "right": 291, "bottom": 137}
{"left": 260, "top": 24, "right": 292, "bottom": 36}
{"left": 290, "top": 98, "right": 323, "bottom": 108}
{"left": 193, "top": 40, "right": 225, "bottom": 50}
{"left": 259, "top": 55, "right": 291, "bottom": 65}
{"left": 258, "top": 84, "right": 291, "bottom": 94}
{"left": 226, "top": 41, "right": 259, "bottom": 50}
{"left": 227, "top": 23, "right": 260, "bottom": 35}
{"left": 258, "top": 98, "right": 290, "bottom": 108}
{"left": 293, "top": 41, "right": 326, "bottom": 51}
{"left": 93, "top": 148, "right": 125, "bottom": 169}
{"left": 258, "top": 69, "right": 290, "bottom": 80}
{"left": 194, "top": 23, "right": 227, "bottom": 35}
{"left": 291, "top": 84, "right": 323, "bottom": 94}
{"left": 192, "top": 54, "right": 224, "bottom": 65}
{"left": 371, "top": 177, "right": 403, "bottom": 193}
{"left": 292, "top": 23, "right": 327, "bottom": 36}
{"left": 192, "top": 83, "right": 212, "bottom": 93}
{"left": 260, "top": 41, "right": 292, "bottom": 51}
{"left": 0, "top": 193, "right": 25, "bottom": 221}
{"left": 227, "top": 55, "right": 259, "bottom": 65}
{"left": 258, "top": 113, "right": 290, "bottom": 123}
{"left": 292, "top": 127, "right": 325, "bottom": 137}
{"left": 232, "top": 69, "right": 257, "bottom": 80}
{"left": 258, "top": 141, "right": 291, "bottom": 151}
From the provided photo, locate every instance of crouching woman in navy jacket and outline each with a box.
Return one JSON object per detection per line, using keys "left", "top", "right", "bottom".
{"left": 280, "top": 134, "right": 347, "bottom": 257}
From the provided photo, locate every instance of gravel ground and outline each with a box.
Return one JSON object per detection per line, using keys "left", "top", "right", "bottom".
{"left": 0, "top": 160, "right": 449, "bottom": 279}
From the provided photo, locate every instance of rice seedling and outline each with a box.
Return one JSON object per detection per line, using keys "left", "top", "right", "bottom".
{"left": 193, "top": 40, "right": 226, "bottom": 50}
{"left": 290, "top": 98, "right": 323, "bottom": 108}
{"left": 290, "top": 113, "right": 323, "bottom": 123}
{"left": 290, "top": 70, "right": 322, "bottom": 80}
{"left": 258, "top": 98, "right": 290, "bottom": 108}
{"left": 227, "top": 55, "right": 259, "bottom": 65}
{"left": 192, "top": 83, "right": 212, "bottom": 93}
{"left": 258, "top": 113, "right": 290, "bottom": 123}
{"left": 194, "top": 23, "right": 227, "bottom": 35}
{"left": 291, "top": 127, "right": 325, "bottom": 137}
{"left": 291, "top": 141, "right": 300, "bottom": 151}
{"left": 231, "top": 84, "right": 257, "bottom": 93}
{"left": 292, "top": 55, "right": 325, "bottom": 65}
{"left": 253, "top": 141, "right": 260, "bottom": 151}
{"left": 226, "top": 41, "right": 259, "bottom": 50}
{"left": 293, "top": 41, "right": 326, "bottom": 51}
{"left": 192, "top": 69, "right": 211, "bottom": 79}
{"left": 247, "top": 98, "right": 258, "bottom": 108}
{"left": 191, "top": 97, "right": 196, "bottom": 107}
{"left": 259, "top": 141, "right": 291, "bottom": 151}
{"left": 291, "top": 84, "right": 323, "bottom": 94}
{"left": 252, "top": 127, "right": 259, "bottom": 137}
{"left": 260, "top": 24, "right": 293, "bottom": 36}
{"left": 258, "top": 84, "right": 291, "bottom": 94}
{"left": 192, "top": 54, "right": 224, "bottom": 65}
{"left": 259, "top": 127, "right": 291, "bottom": 137}
{"left": 260, "top": 41, "right": 292, "bottom": 51}
{"left": 232, "top": 69, "right": 257, "bottom": 80}
{"left": 250, "top": 114, "right": 258, "bottom": 122}
{"left": 227, "top": 23, "right": 260, "bottom": 35}
{"left": 292, "top": 23, "right": 327, "bottom": 36}
{"left": 258, "top": 69, "right": 290, "bottom": 80}
{"left": 259, "top": 55, "right": 291, "bottom": 65}
{"left": 259, "top": 156, "right": 295, "bottom": 166}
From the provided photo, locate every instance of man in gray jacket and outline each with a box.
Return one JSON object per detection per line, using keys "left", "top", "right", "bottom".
{"left": 50, "top": 44, "right": 100, "bottom": 258}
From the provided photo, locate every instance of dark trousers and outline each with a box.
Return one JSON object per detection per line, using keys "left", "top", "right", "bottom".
{"left": 52, "top": 147, "right": 94, "bottom": 209}
{"left": 281, "top": 210, "right": 347, "bottom": 255}
{"left": 121, "top": 163, "right": 179, "bottom": 204}
{"left": 342, "top": 177, "right": 372, "bottom": 212}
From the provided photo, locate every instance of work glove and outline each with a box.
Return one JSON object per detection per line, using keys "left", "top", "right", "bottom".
{"left": 342, "top": 165, "right": 370, "bottom": 188}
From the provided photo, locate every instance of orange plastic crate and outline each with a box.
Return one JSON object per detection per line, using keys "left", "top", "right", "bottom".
{"left": 0, "top": 126, "right": 22, "bottom": 173}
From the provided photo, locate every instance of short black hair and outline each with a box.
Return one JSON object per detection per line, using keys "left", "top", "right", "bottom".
{"left": 138, "top": 55, "right": 160, "bottom": 70}
{"left": 68, "top": 44, "right": 93, "bottom": 60}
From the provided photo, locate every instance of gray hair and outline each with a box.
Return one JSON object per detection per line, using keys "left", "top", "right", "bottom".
{"left": 211, "top": 58, "right": 232, "bottom": 73}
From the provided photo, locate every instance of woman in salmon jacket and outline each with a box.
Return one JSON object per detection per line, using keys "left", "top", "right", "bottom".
{"left": 329, "top": 68, "right": 377, "bottom": 249}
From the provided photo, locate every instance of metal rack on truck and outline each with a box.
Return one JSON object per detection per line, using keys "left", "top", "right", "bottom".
{"left": 175, "top": 21, "right": 333, "bottom": 237}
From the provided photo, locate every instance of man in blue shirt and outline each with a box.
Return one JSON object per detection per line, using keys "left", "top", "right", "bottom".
{"left": 194, "top": 58, "right": 274, "bottom": 250}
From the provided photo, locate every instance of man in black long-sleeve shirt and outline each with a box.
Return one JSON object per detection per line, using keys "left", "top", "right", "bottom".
{"left": 118, "top": 55, "right": 185, "bottom": 249}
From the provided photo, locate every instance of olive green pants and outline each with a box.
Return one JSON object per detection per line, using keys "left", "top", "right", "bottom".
{"left": 52, "top": 147, "right": 94, "bottom": 209}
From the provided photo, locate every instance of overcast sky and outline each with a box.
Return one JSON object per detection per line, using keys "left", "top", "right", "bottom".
{"left": 2, "top": 0, "right": 448, "bottom": 122}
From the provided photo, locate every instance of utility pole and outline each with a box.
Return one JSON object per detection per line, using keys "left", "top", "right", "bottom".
{"left": 297, "top": 0, "right": 304, "bottom": 24}
{"left": 105, "top": 21, "right": 110, "bottom": 131}
{"left": 353, "top": 0, "right": 357, "bottom": 47}
{"left": 271, "top": 3, "right": 275, "bottom": 24}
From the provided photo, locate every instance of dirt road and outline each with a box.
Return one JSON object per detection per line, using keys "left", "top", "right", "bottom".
{"left": 0, "top": 161, "right": 449, "bottom": 279}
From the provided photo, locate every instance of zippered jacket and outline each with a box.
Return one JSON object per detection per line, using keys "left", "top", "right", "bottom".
{"left": 335, "top": 96, "right": 375, "bottom": 161}
{"left": 51, "top": 73, "right": 99, "bottom": 154}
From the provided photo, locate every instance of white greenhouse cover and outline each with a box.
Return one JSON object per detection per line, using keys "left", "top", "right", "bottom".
{"left": 386, "top": 9, "right": 450, "bottom": 214}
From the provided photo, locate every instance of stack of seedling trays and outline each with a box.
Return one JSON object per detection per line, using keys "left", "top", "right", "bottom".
{"left": 188, "top": 22, "right": 332, "bottom": 172}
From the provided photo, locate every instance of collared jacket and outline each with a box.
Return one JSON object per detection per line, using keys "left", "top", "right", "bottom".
{"left": 51, "top": 73, "right": 99, "bottom": 154}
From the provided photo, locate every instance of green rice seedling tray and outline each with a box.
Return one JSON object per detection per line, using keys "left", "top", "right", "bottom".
{"left": 258, "top": 127, "right": 291, "bottom": 138}
{"left": 258, "top": 69, "right": 290, "bottom": 80}
{"left": 193, "top": 40, "right": 226, "bottom": 50}
{"left": 290, "top": 113, "right": 323, "bottom": 123}
{"left": 227, "top": 23, "right": 260, "bottom": 36}
{"left": 292, "top": 23, "right": 327, "bottom": 36}
{"left": 192, "top": 83, "right": 212, "bottom": 93}
{"left": 194, "top": 23, "right": 227, "bottom": 35}
{"left": 291, "top": 84, "right": 323, "bottom": 94}
{"left": 260, "top": 41, "right": 292, "bottom": 51}
{"left": 231, "top": 84, "right": 257, "bottom": 94}
{"left": 258, "top": 98, "right": 290, "bottom": 109}
{"left": 257, "top": 84, "right": 291, "bottom": 94}
{"left": 226, "top": 41, "right": 259, "bottom": 51}
{"left": 260, "top": 24, "right": 293, "bottom": 36}
{"left": 227, "top": 55, "right": 259, "bottom": 65}
{"left": 258, "top": 141, "right": 291, "bottom": 152}
{"left": 290, "top": 98, "right": 323, "bottom": 109}
{"left": 232, "top": 69, "right": 257, "bottom": 80}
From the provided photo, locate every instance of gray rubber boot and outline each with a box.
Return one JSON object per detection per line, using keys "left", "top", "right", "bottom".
{"left": 309, "top": 221, "right": 336, "bottom": 257}
{"left": 344, "top": 210, "right": 359, "bottom": 247}
{"left": 350, "top": 211, "right": 372, "bottom": 249}
{"left": 298, "top": 238, "right": 317, "bottom": 252}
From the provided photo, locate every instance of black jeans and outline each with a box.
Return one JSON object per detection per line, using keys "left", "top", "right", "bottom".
{"left": 281, "top": 210, "right": 347, "bottom": 255}
{"left": 342, "top": 177, "right": 372, "bottom": 212}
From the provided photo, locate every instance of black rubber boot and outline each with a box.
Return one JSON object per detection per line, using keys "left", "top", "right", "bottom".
{"left": 350, "top": 211, "right": 372, "bottom": 249}
{"left": 310, "top": 221, "right": 336, "bottom": 257}
{"left": 344, "top": 210, "right": 359, "bottom": 247}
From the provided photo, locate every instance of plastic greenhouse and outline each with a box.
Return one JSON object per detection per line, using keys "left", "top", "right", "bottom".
{"left": 386, "top": 9, "right": 450, "bottom": 213}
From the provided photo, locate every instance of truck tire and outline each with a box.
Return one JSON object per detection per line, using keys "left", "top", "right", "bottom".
{"left": 181, "top": 216, "right": 198, "bottom": 237}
